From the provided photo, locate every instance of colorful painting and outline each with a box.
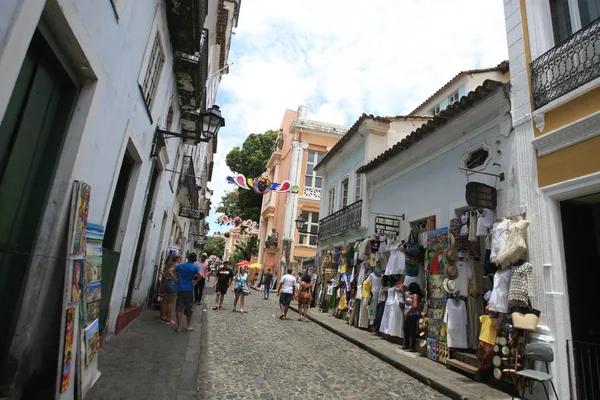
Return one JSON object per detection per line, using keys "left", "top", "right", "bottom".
{"left": 71, "top": 259, "right": 84, "bottom": 303}
{"left": 60, "top": 308, "right": 75, "bottom": 392}
{"left": 426, "top": 227, "right": 449, "bottom": 254}
{"left": 70, "top": 181, "right": 91, "bottom": 258}
{"left": 86, "top": 301, "right": 100, "bottom": 323}
{"left": 85, "top": 223, "right": 104, "bottom": 284}
{"left": 84, "top": 318, "right": 100, "bottom": 365}
{"left": 86, "top": 282, "right": 101, "bottom": 303}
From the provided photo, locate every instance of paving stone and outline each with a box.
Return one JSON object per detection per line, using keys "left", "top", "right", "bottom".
{"left": 197, "top": 289, "right": 448, "bottom": 399}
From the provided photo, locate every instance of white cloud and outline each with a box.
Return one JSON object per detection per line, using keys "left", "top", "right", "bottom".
{"left": 208, "top": 0, "right": 508, "bottom": 230}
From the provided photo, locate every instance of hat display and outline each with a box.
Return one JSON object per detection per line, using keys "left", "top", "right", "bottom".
{"left": 444, "top": 264, "right": 459, "bottom": 280}
{"left": 443, "top": 247, "right": 458, "bottom": 265}
{"left": 443, "top": 278, "right": 458, "bottom": 294}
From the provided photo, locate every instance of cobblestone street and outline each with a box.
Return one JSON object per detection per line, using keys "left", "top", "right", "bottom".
{"left": 198, "top": 288, "right": 449, "bottom": 400}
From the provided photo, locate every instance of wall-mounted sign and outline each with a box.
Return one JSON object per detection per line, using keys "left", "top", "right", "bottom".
{"left": 375, "top": 216, "right": 400, "bottom": 237}
{"left": 189, "top": 234, "right": 203, "bottom": 241}
{"left": 179, "top": 207, "right": 204, "bottom": 220}
{"left": 465, "top": 182, "right": 497, "bottom": 209}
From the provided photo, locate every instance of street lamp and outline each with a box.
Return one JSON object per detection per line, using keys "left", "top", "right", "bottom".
{"left": 151, "top": 105, "right": 226, "bottom": 157}
{"left": 295, "top": 215, "right": 307, "bottom": 233}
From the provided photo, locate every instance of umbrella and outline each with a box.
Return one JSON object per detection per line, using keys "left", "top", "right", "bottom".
{"left": 248, "top": 263, "right": 262, "bottom": 269}
{"left": 235, "top": 260, "right": 250, "bottom": 266}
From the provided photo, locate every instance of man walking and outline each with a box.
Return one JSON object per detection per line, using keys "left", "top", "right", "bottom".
{"left": 194, "top": 253, "right": 209, "bottom": 307}
{"left": 262, "top": 268, "right": 273, "bottom": 299}
{"left": 169, "top": 253, "right": 201, "bottom": 332}
{"left": 277, "top": 268, "right": 296, "bottom": 320}
{"left": 212, "top": 261, "right": 234, "bottom": 310}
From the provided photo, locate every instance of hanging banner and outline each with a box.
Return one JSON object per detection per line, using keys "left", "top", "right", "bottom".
{"left": 465, "top": 182, "right": 497, "bottom": 209}
{"left": 374, "top": 216, "right": 401, "bottom": 236}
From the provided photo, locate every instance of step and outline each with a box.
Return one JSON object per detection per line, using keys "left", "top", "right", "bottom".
{"left": 446, "top": 358, "right": 479, "bottom": 375}
{"left": 453, "top": 351, "right": 479, "bottom": 368}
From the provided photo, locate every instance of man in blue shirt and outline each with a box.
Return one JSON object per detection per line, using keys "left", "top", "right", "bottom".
{"left": 169, "top": 252, "right": 201, "bottom": 332}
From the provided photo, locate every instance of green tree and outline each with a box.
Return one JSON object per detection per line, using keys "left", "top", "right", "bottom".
{"left": 205, "top": 236, "right": 225, "bottom": 259}
{"left": 231, "top": 235, "right": 259, "bottom": 264}
{"left": 217, "top": 130, "right": 278, "bottom": 221}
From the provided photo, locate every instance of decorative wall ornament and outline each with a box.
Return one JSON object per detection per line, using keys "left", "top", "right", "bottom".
{"left": 532, "top": 110, "right": 600, "bottom": 156}
{"left": 226, "top": 173, "right": 298, "bottom": 194}
{"left": 533, "top": 113, "right": 545, "bottom": 132}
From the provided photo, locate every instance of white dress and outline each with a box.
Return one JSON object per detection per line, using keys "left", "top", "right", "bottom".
{"left": 476, "top": 209, "right": 496, "bottom": 237}
{"left": 488, "top": 268, "right": 513, "bottom": 313}
{"left": 380, "top": 287, "right": 404, "bottom": 338}
{"left": 385, "top": 245, "right": 406, "bottom": 275}
{"left": 444, "top": 299, "right": 468, "bottom": 348}
{"left": 490, "top": 219, "right": 511, "bottom": 263}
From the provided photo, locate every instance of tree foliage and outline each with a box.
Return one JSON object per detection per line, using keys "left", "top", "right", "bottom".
{"left": 231, "top": 235, "right": 259, "bottom": 265}
{"left": 216, "top": 130, "right": 278, "bottom": 222}
{"left": 205, "top": 236, "right": 225, "bottom": 259}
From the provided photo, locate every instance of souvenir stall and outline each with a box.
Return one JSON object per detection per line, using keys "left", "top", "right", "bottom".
{"left": 411, "top": 208, "right": 540, "bottom": 395}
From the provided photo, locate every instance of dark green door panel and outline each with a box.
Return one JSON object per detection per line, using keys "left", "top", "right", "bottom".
{"left": 0, "top": 31, "right": 78, "bottom": 361}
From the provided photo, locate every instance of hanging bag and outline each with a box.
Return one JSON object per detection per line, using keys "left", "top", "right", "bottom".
{"left": 405, "top": 231, "right": 425, "bottom": 263}
{"left": 511, "top": 302, "right": 540, "bottom": 331}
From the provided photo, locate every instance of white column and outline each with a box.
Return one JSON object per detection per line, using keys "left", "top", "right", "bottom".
{"left": 283, "top": 141, "right": 304, "bottom": 239}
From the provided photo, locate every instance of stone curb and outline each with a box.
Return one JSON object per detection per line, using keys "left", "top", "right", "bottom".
{"left": 249, "top": 285, "right": 471, "bottom": 400}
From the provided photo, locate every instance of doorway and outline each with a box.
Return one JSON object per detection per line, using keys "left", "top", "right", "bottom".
{"left": 104, "top": 152, "right": 135, "bottom": 251}
{"left": 560, "top": 193, "right": 600, "bottom": 398}
{"left": 126, "top": 163, "right": 160, "bottom": 307}
{"left": 0, "top": 29, "right": 78, "bottom": 364}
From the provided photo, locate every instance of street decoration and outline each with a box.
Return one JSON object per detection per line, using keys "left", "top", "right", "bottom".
{"left": 226, "top": 173, "right": 298, "bottom": 195}
{"left": 217, "top": 215, "right": 256, "bottom": 227}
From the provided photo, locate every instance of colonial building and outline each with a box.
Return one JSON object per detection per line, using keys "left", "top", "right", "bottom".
{"left": 409, "top": 61, "right": 510, "bottom": 116}
{"left": 314, "top": 114, "right": 432, "bottom": 262}
{"left": 257, "top": 107, "right": 348, "bottom": 279}
{"left": 0, "top": 0, "right": 237, "bottom": 398}
{"left": 503, "top": 1, "right": 600, "bottom": 398}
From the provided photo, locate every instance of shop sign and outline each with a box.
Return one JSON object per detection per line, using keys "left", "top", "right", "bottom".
{"left": 179, "top": 207, "right": 204, "bottom": 220}
{"left": 465, "top": 182, "right": 497, "bottom": 209}
{"left": 375, "top": 216, "right": 400, "bottom": 236}
{"left": 189, "top": 234, "right": 203, "bottom": 241}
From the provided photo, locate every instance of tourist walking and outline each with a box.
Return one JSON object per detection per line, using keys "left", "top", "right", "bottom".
{"left": 262, "top": 268, "right": 273, "bottom": 299}
{"left": 297, "top": 274, "right": 313, "bottom": 322}
{"left": 169, "top": 253, "right": 201, "bottom": 333}
{"left": 212, "top": 261, "right": 234, "bottom": 310}
{"left": 232, "top": 265, "right": 249, "bottom": 313}
{"left": 403, "top": 282, "right": 423, "bottom": 351}
{"left": 277, "top": 268, "right": 296, "bottom": 320}
{"left": 194, "top": 253, "right": 209, "bottom": 307}
{"left": 160, "top": 254, "right": 181, "bottom": 324}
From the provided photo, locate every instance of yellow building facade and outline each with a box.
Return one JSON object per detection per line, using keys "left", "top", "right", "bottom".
{"left": 504, "top": 1, "right": 600, "bottom": 398}
{"left": 257, "top": 106, "right": 348, "bottom": 279}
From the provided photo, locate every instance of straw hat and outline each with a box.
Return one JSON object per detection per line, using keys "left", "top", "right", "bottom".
{"left": 443, "top": 247, "right": 458, "bottom": 265}
{"left": 444, "top": 264, "right": 459, "bottom": 280}
{"left": 443, "top": 278, "right": 458, "bottom": 294}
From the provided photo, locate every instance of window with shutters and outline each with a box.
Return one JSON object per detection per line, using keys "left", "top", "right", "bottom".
{"left": 140, "top": 33, "right": 165, "bottom": 110}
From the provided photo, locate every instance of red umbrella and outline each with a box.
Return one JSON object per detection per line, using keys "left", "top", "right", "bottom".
{"left": 235, "top": 260, "right": 250, "bottom": 266}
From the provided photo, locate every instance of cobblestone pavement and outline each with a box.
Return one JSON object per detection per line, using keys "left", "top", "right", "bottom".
{"left": 198, "top": 289, "right": 449, "bottom": 400}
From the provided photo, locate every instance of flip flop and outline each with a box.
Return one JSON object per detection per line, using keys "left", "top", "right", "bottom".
{"left": 212, "top": 306, "right": 218, "bottom": 310}
{"left": 186, "top": 328, "right": 194, "bottom": 332}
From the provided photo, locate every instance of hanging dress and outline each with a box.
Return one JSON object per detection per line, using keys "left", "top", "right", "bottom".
{"left": 490, "top": 219, "right": 511, "bottom": 263}
{"left": 488, "top": 268, "right": 513, "bottom": 313}
{"left": 385, "top": 245, "right": 406, "bottom": 275}
{"left": 443, "top": 298, "right": 468, "bottom": 349}
{"left": 380, "top": 287, "right": 404, "bottom": 338}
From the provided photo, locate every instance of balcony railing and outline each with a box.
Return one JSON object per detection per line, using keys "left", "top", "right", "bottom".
{"left": 567, "top": 340, "right": 600, "bottom": 399}
{"left": 179, "top": 155, "right": 199, "bottom": 208}
{"left": 531, "top": 17, "right": 600, "bottom": 109}
{"left": 318, "top": 200, "right": 362, "bottom": 241}
{"left": 302, "top": 187, "right": 321, "bottom": 200}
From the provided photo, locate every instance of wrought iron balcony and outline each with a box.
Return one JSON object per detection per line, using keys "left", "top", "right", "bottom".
{"left": 531, "top": 17, "right": 600, "bottom": 109}
{"left": 318, "top": 200, "right": 362, "bottom": 241}
{"left": 179, "top": 155, "right": 199, "bottom": 208}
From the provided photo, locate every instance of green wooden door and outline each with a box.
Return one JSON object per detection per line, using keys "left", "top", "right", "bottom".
{"left": 0, "top": 31, "right": 78, "bottom": 357}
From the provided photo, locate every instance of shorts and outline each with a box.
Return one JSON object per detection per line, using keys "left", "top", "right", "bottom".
{"left": 163, "top": 280, "right": 177, "bottom": 294}
{"left": 279, "top": 293, "right": 293, "bottom": 307}
{"left": 176, "top": 291, "right": 194, "bottom": 316}
{"left": 216, "top": 283, "right": 229, "bottom": 295}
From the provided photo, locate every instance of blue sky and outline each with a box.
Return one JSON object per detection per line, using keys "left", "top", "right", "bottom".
{"left": 208, "top": 0, "right": 509, "bottom": 233}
